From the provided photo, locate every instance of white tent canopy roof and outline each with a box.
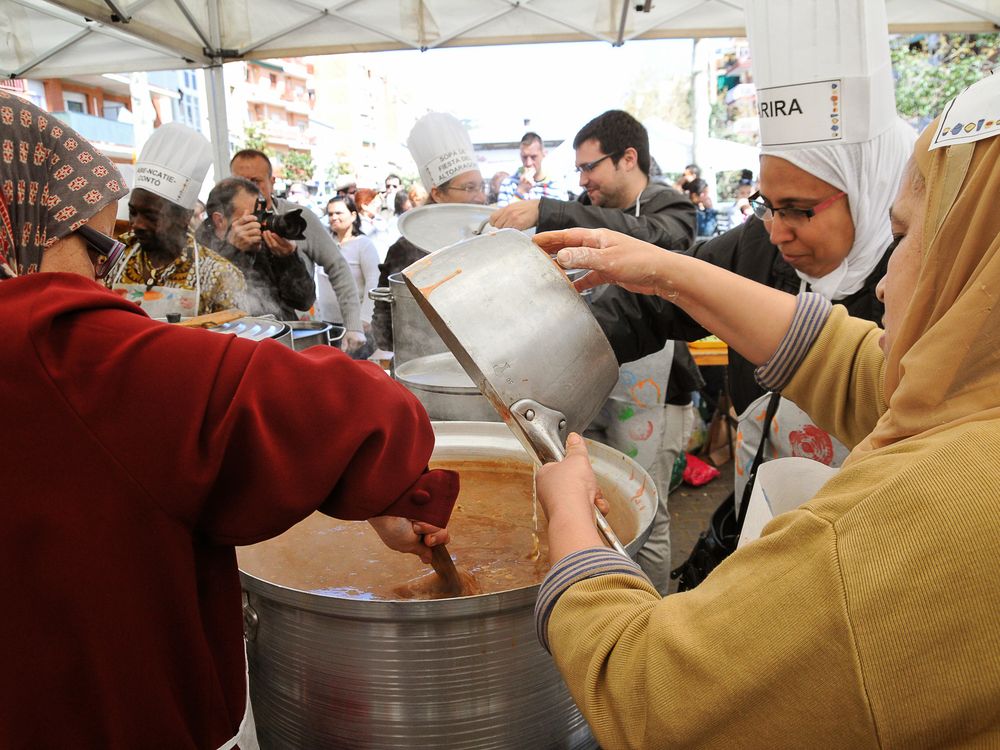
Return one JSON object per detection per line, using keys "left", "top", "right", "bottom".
{"left": 4, "top": 0, "right": 1000, "bottom": 78}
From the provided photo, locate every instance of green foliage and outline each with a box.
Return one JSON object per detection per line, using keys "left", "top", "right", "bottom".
{"left": 241, "top": 122, "right": 272, "bottom": 155}
{"left": 281, "top": 150, "right": 316, "bottom": 182}
{"left": 624, "top": 74, "right": 693, "bottom": 130}
{"left": 891, "top": 34, "right": 999, "bottom": 123}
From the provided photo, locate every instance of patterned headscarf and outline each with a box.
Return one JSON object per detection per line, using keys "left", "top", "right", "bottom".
{"left": 0, "top": 91, "right": 127, "bottom": 279}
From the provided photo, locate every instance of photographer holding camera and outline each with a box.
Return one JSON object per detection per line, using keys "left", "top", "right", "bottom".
{"left": 231, "top": 149, "right": 366, "bottom": 351}
{"left": 196, "top": 176, "right": 316, "bottom": 320}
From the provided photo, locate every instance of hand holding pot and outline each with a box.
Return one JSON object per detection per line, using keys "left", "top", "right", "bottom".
{"left": 533, "top": 227, "right": 672, "bottom": 298}
{"left": 535, "top": 433, "right": 610, "bottom": 563}
{"left": 489, "top": 200, "right": 540, "bottom": 231}
{"left": 343, "top": 329, "right": 367, "bottom": 353}
{"left": 368, "top": 515, "right": 450, "bottom": 564}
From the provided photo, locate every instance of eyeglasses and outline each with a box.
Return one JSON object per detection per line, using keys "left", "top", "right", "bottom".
{"left": 749, "top": 191, "right": 847, "bottom": 226}
{"left": 76, "top": 224, "right": 126, "bottom": 279}
{"left": 445, "top": 182, "right": 486, "bottom": 195}
{"left": 575, "top": 152, "right": 620, "bottom": 174}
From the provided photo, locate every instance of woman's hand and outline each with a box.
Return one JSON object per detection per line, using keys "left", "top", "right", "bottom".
{"left": 535, "top": 433, "right": 608, "bottom": 562}
{"left": 368, "top": 516, "right": 451, "bottom": 564}
{"left": 533, "top": 228, "right": 676, "bottom": 299}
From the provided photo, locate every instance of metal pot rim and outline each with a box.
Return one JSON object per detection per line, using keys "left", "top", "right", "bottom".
{"left": 239, "top": 421, "right": 657, "bottom": 616}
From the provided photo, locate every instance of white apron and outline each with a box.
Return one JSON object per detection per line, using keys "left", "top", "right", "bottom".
{"left": 738, "top": 457, "right": 839, "bottom": 547}
{"left": 734, "top": 392, "right": 851, "bottom": 503}
{"left": 110, "top": 245, "right": 202, "bottom": 318}
{"left": 215, "top": 647, "right": 260, "bottom": 750}
{"left": 605, "top": 341, "right": 675, "bottom": 468}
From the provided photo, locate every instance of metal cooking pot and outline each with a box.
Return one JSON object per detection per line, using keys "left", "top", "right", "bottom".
{"left": 239, "top": 421, "right": 658, "bottom": 749}
{"left": 369, "top": 274, "right": 493, "bottom": 419}
{"left": 402, "top": 229, "right": 618, "bottom": 464}
{"left": 282, "top": 320, "right": 346, "bottom": 352}
{"left": 403, "top": 229, "right": 625, "bottom": 552}
{"left": 393, "top": 352, "right": 500, "bottom": 422}
{"left": 368, "top": 272, "right": 447, "bottom": 368}
{"left": 204, "top": 317, "right": 293, "bottom": 348}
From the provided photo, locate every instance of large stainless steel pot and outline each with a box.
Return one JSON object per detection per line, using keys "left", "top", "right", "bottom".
{"left": 239, "top": 421, "right": 658, "bottom": 749}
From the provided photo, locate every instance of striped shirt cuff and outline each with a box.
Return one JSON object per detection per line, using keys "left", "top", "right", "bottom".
{"left": 534, "top": 548, "right": 647, "bottom": 653}
{"left": 755, "top": 292, "right": 832, "bottom": 392}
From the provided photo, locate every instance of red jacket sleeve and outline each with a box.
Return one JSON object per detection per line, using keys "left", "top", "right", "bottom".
{"left": 31, "top": 276, "right": 457, "bottom": 544}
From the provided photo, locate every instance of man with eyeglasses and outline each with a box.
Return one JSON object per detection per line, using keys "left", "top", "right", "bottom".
{"left": 489, "top": 110, "right": 695, "bottom": 250}
{"left": 372, "top": 112, "right": 487, "bottom": 354}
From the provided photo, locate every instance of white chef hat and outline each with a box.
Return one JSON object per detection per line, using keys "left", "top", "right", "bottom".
{"left": 407, "top": 112, "right": 478, "bottom": 192}
{"left": 930, "top": 70, "right": 1000, "bottom": 151}
{"left": 133, "top": 122, "right": 213, "bottom": 210}
{"left": 745, "top": 0, "right": 896, "bottom": 150}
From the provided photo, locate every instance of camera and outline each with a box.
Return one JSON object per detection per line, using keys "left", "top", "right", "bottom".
{"left": 253, "top": 197, "right": 307, "bottom": 241}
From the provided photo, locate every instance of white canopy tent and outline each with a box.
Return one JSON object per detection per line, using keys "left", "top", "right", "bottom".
{"left": 3, "top": 0, "right": 999, "bottom": 173}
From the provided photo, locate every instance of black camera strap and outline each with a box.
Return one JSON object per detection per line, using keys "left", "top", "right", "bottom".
{"left": 734, "top": 391, "right": 782, "bottom": 536}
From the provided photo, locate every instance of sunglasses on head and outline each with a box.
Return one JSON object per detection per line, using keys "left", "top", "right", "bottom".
{"left": 76, "top": 224, "right": 126, "bottom": 279}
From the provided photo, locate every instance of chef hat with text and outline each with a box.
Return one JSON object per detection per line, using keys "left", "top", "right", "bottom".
{"left": 745, "top": 0, "right": 896, "bottom": 151}
{"left": 132, "top": 122, "right": 213, "bottom": 210}
{"left": 407, "top": 112, "right": 478, "bottom": 192}
{"left": 929, "top": 70, "right": 1000, "bottom": 151}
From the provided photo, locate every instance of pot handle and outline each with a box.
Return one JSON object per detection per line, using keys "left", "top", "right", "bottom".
{"left": 368, "top": 286, "right": 392, "bottom": 302}
{"left": 510, "top": 399, "right": 629, "bottom": 557}
{"left": 241, "top": 591, "right": 259, "bottom": 642}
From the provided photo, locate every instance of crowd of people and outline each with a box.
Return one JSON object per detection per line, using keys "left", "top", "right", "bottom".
{"left": 3, "top": 0, "right": 999, "bottom": 744}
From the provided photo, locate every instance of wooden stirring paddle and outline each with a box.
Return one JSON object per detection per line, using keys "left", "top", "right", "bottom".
{"left": 430, "top": 544, "right": 482, "bottom": 597}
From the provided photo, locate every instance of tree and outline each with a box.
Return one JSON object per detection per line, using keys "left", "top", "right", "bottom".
{"left": 623, "top": 70, "right": 692, "bottom": 130}
{"left": 241, "top": 122, "right": 272, "bottom": 155}
{"left": 891, "top": 34, "right": 998, "bottom": 129}
{"left": 281, "top": 150, "right": 316, "bottom": 182}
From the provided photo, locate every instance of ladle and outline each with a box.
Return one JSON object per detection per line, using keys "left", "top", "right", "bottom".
{"left": 429, "top": 543, "right": 481, "bottom": 597}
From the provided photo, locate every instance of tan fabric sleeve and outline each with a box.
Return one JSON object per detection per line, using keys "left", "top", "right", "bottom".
{"left": 781, "top": 305, "right": 887, "bottom": 449}
{"left": 546, "top": 509, "right": 878, "bottom": 749}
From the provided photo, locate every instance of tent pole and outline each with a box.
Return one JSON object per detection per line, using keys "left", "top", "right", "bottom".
{"left": 205, "top": 0, "right": 230, "bottom": 179}
{"left": 205, "top": 64, "right": 231, "bottom": 179}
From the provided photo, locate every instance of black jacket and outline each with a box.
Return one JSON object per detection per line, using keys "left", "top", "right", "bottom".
{"left": 592, "top": 216, "right": 893, "bottom": 414}
{"left": 538, "top": 181, "right": 696, "bottom": 251}
{"left": 196, "top": 221, "right": 316, "bottom": 320}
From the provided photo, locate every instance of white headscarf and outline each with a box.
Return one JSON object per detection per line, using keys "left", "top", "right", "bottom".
{"left": 764, "top": 117, "right": 916, "bottom": 300}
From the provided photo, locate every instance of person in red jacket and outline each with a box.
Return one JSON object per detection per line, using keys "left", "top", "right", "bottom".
{"left": 0, "top": 93, "right": 458, "bottom": 749}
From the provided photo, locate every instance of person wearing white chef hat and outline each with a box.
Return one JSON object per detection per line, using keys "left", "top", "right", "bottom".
{"left": 576, "top": 0, "right": 917, "bottom": 579}
{"left": 372, "top": 111, "right": 486, "bottom": 354}
{"left": 106, "top": 122, "right": 245, "bottom": 318}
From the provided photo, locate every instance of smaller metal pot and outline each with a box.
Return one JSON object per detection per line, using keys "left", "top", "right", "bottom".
{"left": 206, "top": 317, "right": 293, "bottom": 348}
{"left": 394, "top": 352, "right": 500, "bottom": 422}
{"left": 283, "top": 320, "right": 345, "bottom": 352}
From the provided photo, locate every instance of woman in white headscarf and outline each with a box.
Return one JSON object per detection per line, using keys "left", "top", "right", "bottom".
{"left": 590, "top": 117, "right": 916, "bottom": 536}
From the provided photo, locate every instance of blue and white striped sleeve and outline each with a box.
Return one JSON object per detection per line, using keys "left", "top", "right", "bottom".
{"left": 534, "top": 548, "right": 649, "bottom": 653}
{"left": 755, "top": 292, "right": 833, "bottom": 392}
